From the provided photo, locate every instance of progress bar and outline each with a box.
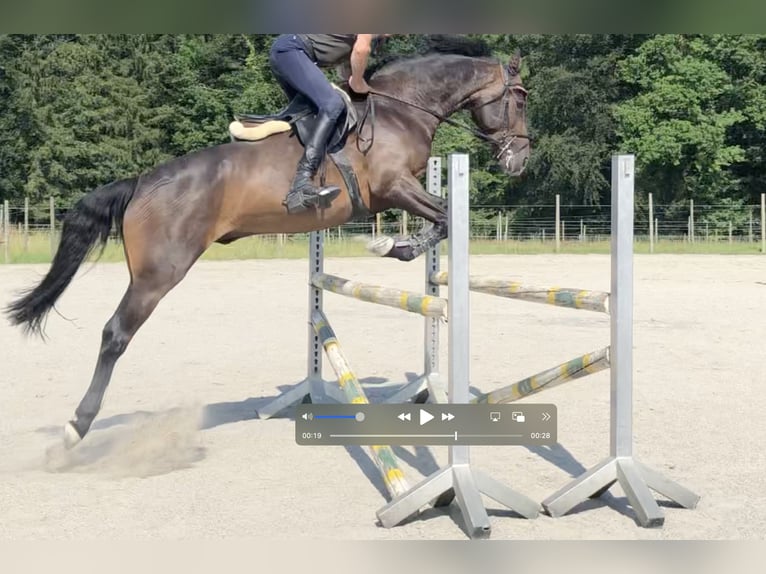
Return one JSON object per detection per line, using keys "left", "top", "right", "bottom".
{"left": 329, "top": 434, "right": 524, "bottom": 438}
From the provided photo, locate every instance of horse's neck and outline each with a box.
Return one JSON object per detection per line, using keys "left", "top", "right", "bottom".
{"left": 413, "top": 57, "right": 495, "bottom": 117}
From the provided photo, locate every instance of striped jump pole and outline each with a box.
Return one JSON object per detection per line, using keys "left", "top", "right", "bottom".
{"left": 311, "top": 309, "right": 410, "bottom": 499}
{"left": 472, "top": 347, "right": 610, "bottom": 405}
{"left": 312, "top": 272, "right": 448, "bottom": 318}
{"left": 429, "top": 272, "right": 609, "bottom": 314}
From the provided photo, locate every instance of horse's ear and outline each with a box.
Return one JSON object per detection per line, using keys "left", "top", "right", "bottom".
{"left": 508, "top": 50, "right": 522, "bottom": 75}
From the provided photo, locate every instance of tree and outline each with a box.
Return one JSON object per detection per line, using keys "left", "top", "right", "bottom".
{"left": 615, "top": 34, "right": 748, "bottom": 209}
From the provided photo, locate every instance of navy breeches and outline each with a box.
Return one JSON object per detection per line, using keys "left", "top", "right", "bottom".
{"left": 269, "top": 34, "right": 345, "bottom": 122}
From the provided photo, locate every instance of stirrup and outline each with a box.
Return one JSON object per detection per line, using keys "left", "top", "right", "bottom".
{"left": 283, "top": 186, "right": 341, "bottom": 214}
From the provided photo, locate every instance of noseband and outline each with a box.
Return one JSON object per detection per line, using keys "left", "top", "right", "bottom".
{"left": 477, "top": 63, "right": 531, "bottom": 170}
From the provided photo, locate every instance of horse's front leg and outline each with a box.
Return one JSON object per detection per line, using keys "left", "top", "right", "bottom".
{"left": 366, "top": 174, "right": 448, "bottom": 262}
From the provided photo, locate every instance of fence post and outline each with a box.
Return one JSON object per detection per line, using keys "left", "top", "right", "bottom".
{"left": 761, "top": 193, "right": 765, "bottom": 254}
{"left": 401, "top": 211, "right": 408, "bottom": 237}
{"left": 555, "top": 194, "right": 560, "bottom": 253}
{"left": 655, "top": 218, "right": 659, "bottom": 244}
{"left": 648, "top": 193, "right": 654, "bottom": 253}
{"left": 689, "top": 199, "right": 694, "bottom": 243}
{"left": 50, "top": 196, "right": 56, "bottom": 255}
{"left": 729, "top": 221, "right": 733, "bottom": 244}
{"left": 3, "top": 200, "right": 8, "bottom": 264}
{"left": 24, "top": 196, "right": 29, "bottom": 253}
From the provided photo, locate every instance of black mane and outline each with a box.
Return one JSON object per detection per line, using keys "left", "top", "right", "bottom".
{"left": 366, "top": 35, "right": 494, "bottom": 80}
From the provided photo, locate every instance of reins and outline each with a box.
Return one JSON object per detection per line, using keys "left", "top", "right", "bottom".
{"left": 354, "top": 63, "right": 530, "bottom": 155}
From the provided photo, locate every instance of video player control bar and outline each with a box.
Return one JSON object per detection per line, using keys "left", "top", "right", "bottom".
{"left": 295, "top": 404, "right": 557, "bottom": 446}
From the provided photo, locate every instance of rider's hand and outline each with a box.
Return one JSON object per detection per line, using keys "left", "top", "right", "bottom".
{"left": 349, "top": 75, "right": 371, "bottom": 95}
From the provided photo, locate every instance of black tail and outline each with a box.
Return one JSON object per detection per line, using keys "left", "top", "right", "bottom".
{"left": 5, "top": 177, "right": 138, "bottom": 337}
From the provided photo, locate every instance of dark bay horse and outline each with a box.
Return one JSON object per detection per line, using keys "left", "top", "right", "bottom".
{"left": 5, "top": 47, "right": 530, "bottom": 447}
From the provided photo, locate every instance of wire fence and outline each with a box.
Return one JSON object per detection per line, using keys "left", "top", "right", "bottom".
{"left": 1, "top": 194, "right": 765, "bottom": 262}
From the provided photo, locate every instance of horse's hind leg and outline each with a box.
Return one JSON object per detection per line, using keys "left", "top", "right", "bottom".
{"left": 64, "top": 227, "right": 205, "bottom": 447}
{"left": 367, "top": 174, "right": 448, "bottom": 262}
{"left": 64, "top": 264, "right": 195, "bottom": 446}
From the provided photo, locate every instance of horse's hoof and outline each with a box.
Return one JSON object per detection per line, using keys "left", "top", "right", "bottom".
{"left": 63, "top": 421, "right": 83, "bottom": 449}
{"left": 366, "top": 236, "right": 395, "bottom": 257}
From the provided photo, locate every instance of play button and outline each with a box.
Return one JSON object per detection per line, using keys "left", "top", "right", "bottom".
{"left": 419, "top": 409, "right": 434, "bottom": 426}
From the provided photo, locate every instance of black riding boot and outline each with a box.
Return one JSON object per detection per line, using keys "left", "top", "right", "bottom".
{"left": 283, "top": 112, "right": 342, "bottom": 214}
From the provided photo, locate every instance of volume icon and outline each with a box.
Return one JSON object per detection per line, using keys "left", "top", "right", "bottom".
{"left": 302, "top": 412, "right": 313, "bottom": 421}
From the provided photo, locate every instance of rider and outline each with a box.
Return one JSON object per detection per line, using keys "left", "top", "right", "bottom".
{"left": 269, "top": 34, "right": 381, "bottom": 214}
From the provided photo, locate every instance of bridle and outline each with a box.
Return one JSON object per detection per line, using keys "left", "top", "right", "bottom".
{"left": 361, "top": 62, "right": 531, "bottom": 163}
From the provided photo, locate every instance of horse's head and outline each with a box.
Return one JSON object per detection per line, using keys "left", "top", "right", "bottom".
{"left": 469, "top": 51, "right": 530, "bottom": 176}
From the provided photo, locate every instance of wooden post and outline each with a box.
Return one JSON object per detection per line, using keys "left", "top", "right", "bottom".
{"left": 562, "top": 220, "right": 566, "bottom": 244}
{"left": 555, "top": 194, "right": 561, "bottom": 253}
{"left": 50, "top": 196, "right": 55, "bottom": 255}
{"left": 655, "top": 218, "right": 659, "bottom": 244}
{"left": 761, "top": 193, "right": 765, "bottom": 253}
{"left": 24, "top": 196, "right": 29, "bottom": 253}
{"left": 400, "top": 211, "right": 408, "bottom": 236}
{"left": 3, "top": 200, "right": 8, "bottom": 264}
{"left": 690, "top": 198, "right": 695, "bottom": 243}
{"left": 749, "top": 211, "right": 754, "bottom": 242}
{"left": 496, "top": 211, "right": 502, "bottom": 241}
{"left": 729, "top": 221, "right": 733, "bottom": 244}
{"left": 504, "top": 212, "right": 509, "bottom": 240}
{"left": 375, "top": 212, "right": 382, "bottom": 240}
{"left": 648, "top": 193, "right": 654, "bottom": 253}
{"left": 579, "top": 218, "right": 584, "bottom": 241}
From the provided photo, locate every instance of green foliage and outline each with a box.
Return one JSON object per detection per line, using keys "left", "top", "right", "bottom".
{"left": 615, "top": 35, "right": 750, "bottom": 206}
{"left": 1, "top": 33, "right": 765, "bottom": 228}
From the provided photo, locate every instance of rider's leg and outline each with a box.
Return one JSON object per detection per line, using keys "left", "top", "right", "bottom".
{"left": 269, "top": 36, "right": 345, "bottom": 213}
